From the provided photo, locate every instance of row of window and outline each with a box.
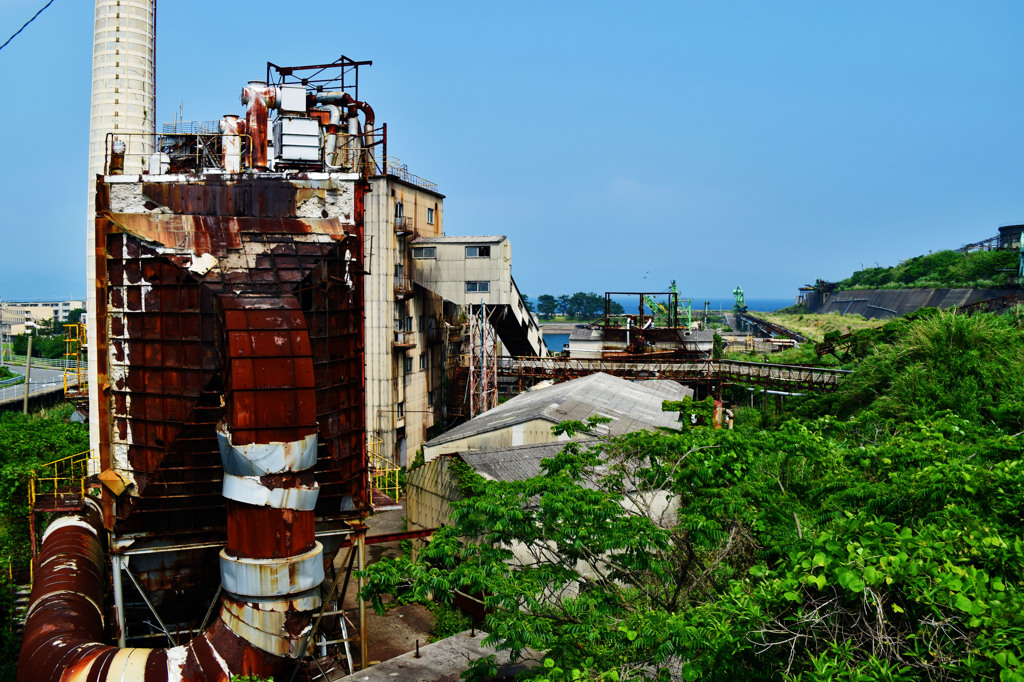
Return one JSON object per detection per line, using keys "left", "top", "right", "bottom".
{"left": 411, "top": 245, "right": 491, "bottom": 260}
{"left": 395, "top": 203, "right": 436, "bottom": 225}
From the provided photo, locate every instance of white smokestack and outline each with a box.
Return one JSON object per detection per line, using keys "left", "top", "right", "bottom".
{"left": 86, "top": 0, "right": 156, "bottom": 468}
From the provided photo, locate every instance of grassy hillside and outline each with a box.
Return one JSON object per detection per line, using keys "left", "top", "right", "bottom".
{"left": 837, "top": 248, "right": 1017, "bottom": 289}
{"left": 760, "top": 312, "right": 884, "bottom": 343}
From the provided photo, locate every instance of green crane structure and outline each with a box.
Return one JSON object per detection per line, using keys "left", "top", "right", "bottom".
{"left": 642, "top": 281, "right": 694, "bottom": 328}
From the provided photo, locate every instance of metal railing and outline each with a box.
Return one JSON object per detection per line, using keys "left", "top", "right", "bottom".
{"left": 28, "top": 451, "right": 91, "bottom": 511}
{"left": 0, "top": 373, "right": 79, "bottom": 406}
{"left": 3, "top": 354, "right": 87, "bottom": 370}
{"left": 394, "top": 275, "right": 415, "bottom": 295}
{"left": 384, "top": 157, "right": 438, "bottom": 193}
{"left": 394, "top": 215, "right": 415, "bottom": 233}
{"left": 104, "top": 131, "right": 252, "bottom": 176}
{"left": 63, "top": 323, "right": 86, "bottom": 397}
{"left": 393, "top": 330, "right": 416, "bottom": 347}
{"left": 367, "top": 437, "right": 401, "bottom": 503}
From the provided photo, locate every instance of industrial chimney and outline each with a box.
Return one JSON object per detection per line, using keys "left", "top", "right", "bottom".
{"left": 86, "top": 0, "right": 157, "bottom": 468}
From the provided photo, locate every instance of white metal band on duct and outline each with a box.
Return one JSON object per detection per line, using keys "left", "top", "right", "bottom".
{"left": 217, "top": 429, "right": 318, "bottom": 476}
{"left": 222, "top": 474, "right": 320, "bottom": 510}
{"left": 220, "top": 542, "right": 325, "bottom": 598}
{"left": 220, "top": 591, "right": 320, "bottom": 657}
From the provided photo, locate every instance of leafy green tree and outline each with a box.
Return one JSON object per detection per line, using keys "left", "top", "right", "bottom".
{"left": 12, "top": 333, "right": 64, "bottom": 359}
{"left": 538, "top": 295, "right": 558, "bottom": 320}
{"left": 555, "top": 295, "right": 571, "bottom": 318}
{"left": 66, "top": 308, "right": 86, "bottom": 324}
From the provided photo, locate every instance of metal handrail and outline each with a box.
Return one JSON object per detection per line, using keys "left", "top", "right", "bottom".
{"left": 29, "top": 450, "right": 91, "bottom": 508}
{"left": 384, "top": 156, "right": 438, "bottom": 193}
{"left": 366, "top": 437, "right": 400, "bottom": 502}
{"left": 104, "top": 131, "right": 253, "bottom": 175}
{"left": 63, "top": 323, "right": 86, "bottom": 397}
{"left": 393, "top": 330, "right": 415, "bottom": 346}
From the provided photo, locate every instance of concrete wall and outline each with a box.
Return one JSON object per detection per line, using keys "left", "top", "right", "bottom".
{"left": 411, "top": 239, "right": 512, "bottom": 305}
{"left": 807, "top": 287, "right": 1020, "bottom": 319}
{"left": 365, "top": 177, "right": 446, "bottom": 465}
{"left": 406, "top": 456, "right": 462, "bottom": 535}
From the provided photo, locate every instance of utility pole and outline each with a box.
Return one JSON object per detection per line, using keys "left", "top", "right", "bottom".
{"left": 22, "top": 335, "right": 33, "bottom": 414}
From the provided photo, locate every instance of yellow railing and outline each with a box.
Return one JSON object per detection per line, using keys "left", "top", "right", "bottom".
{"left": 63, "top": 322, "right": 87, "bottom": 396}
{"left": 28, "top": 450, "right": 91, "bottom": 510}
{"left": 367, "top": 436, "right": 401, "bottom": 502}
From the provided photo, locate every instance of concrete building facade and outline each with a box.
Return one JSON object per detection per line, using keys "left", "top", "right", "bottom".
{"left": 364, "top": 176, "right": 447, "bottom": 466}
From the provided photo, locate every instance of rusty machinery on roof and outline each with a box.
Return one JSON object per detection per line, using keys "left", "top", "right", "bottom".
{"left": 596, "top": 291, "right": 710, "bottom": 358}
{"left": 20, "top": 58, "right": 387, "bottom": 681}
{"left": 115, "top": 57, "right": 389, "bottom": 178}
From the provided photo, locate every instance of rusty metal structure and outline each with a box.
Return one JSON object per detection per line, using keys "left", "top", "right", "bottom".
{"left": 20, "top": 58, "right": 390, "bottom": 680}
{"left": 594, "top": 291, "right": 708, "bottom": 358}
{"left": 501, "top": 356, "right": 850, "bottom": 393}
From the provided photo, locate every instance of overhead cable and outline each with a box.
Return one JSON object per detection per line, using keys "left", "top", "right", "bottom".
{"left": 0, "top": 0, "right": 56, "bottom": 54}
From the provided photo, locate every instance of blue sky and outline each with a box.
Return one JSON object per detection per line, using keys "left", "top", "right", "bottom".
{"left": 0, "top": 1, "right": 1021, "bottom": 303}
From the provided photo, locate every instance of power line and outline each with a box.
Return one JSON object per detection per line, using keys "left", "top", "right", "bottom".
{"left": 0, "top": 0, "right": 55, "bottom": 54}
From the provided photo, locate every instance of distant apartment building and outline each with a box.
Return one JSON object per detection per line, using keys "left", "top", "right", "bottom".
{"left": 0, "top": 303, "right": 58, "bottom": 336}
{"left": 3, "top": 299, "right": 85, "bottom": 325}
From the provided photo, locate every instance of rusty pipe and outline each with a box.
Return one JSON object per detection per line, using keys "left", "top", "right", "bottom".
{"left": 240, "top": 81, "right": 278, "bottom": 171}
{"left": 220, "top": 114, "right": 244, "bottom": 173}
{"left": 19, "top": 299, "right": 327, "bottom": 681}
{"left": 322, "top": 105, "right": 344, "bottom": 170}
{"left": 18, "top": 496, "right": 290, "bottom": 680}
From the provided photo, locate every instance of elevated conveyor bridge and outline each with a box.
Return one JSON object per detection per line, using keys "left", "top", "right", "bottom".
{"left": 500, "top": 356, "right": 848, "bottom": 393}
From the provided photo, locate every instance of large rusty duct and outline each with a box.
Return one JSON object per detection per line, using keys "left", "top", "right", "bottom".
{"left": 99, "top": 179, "right": 365, "bottom": 661}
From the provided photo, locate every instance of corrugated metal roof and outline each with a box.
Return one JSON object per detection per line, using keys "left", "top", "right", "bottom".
{"left": 568, "top": 327, "right": 605, "bottom": 341}
{"left": 426, "top": 373, "right": 692, "bottom": 447}
{"left": 411, "top": 235, "right": 506, "bottom": 244}
{"left": 458, "top": 440, "right": 601, "bottom": 483}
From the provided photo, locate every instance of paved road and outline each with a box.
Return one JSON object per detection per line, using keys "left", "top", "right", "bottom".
{"left": 0, "top": 366, "right": 78, "bottom": 406}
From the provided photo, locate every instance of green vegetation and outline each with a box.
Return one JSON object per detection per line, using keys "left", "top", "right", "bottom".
{"left": 429, "top": 601, "right": 474, "bottom": 642}
{"left": 837, "top": 249, "right": 1017, "bottom": 290}
{"left": 536, "top": 293, "right": 624, "bottom": 321}
{"left": 12, "top": 333, "right": 65, "bottom": 359}
{"left": 0, "top": 404, "right": 89, "bottom": 566}
{"left": 0, "top": 403, "right": 88, "bottom": 681}
{"left": 0, "top": 367, "right": 16, "bottom": 381}
{"left": 360, "top": 309, "right": 1024, "bottom": 680}
{"left": 760, "top": 312, "right": 885, "bottom": 343}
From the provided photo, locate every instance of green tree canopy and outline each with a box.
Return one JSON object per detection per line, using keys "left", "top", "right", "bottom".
{"left": 361, "top": 311, "right": 1024, "bottom": 681}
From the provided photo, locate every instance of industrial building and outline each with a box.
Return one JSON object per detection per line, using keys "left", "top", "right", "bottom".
{"left": 19, "top": 1, "right": 541, "bottom": 679}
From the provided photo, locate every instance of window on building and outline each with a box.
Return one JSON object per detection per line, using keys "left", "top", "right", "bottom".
{"left": 426, "top": 207, "right": 435, "bottom": 225}
{"left": 419, "top": 354, "right": 426, "bottom": 370}
{"left": 404, "top": 356, "right": 413, "bottom": 373}
{"left": 412, "top": 246, "right": 436, "bottom": 259}
{"left": 405, "top": 316, "right": 414, "bottom": 332}
{"left": 465, "top": 245, "right": 490, "bottom": 258}
{"left": 465, "top": 281, "right": 490, "bottom": 293}
{"left": 395, "top": 202, "right": 404, "bottom": 219}
{"left": 428, "top": 390, "right": 435, "bottom": 405}
{"left": 397, "top": 402, "right": 405, "bottom": 418}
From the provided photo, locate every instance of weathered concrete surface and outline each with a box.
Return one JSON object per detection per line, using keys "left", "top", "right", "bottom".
{"left": 335, "top": 630, "right": 535, "bottom": 681}
{"left": 806, "top": 287, "right": 1019, "bottom": 319}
